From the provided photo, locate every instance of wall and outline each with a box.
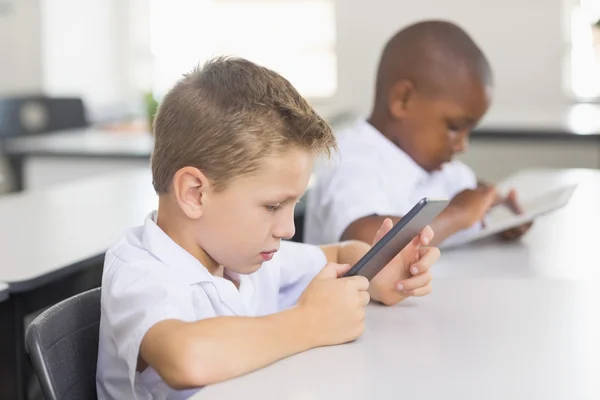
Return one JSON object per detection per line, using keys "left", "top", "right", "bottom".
{"left": 8, "top": 0, "right": 569, "bottom": 120}
{"left": 334, "top": 0, "right": 567, "bottom": 116}
{"left": 0, "top": 0, "right": 42, "bottom": 94}
{"left": 39, "top": 0, "right": 136, "bottom": 120}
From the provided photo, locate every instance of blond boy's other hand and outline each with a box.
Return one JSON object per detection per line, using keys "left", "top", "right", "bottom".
{"left": 297, "top": 262, "right": 369, "bottom": 347}
{"left": 369, "top": 219, "right": 438, "bottom": 305}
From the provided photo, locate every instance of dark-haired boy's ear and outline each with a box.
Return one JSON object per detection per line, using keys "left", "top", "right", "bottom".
{"left": 172, "top": 167, "right": 210, "bottom": 219}
{"left": 388, "top": 79, "right": 415, "bottom": 119}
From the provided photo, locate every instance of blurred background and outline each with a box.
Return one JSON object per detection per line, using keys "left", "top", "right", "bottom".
{"left": 1, "top": 0, "right": 600, "bottom": 192}
{"left": 1, "top": 2, "right": 600, "bottom": 399}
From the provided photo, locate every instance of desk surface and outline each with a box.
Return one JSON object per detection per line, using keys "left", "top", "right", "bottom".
{"left": 0, "top": 167, "right": 597, "bottom": 290}
{"left": 2, "top": 129, "right": 154, "bottom": 159}
{"left": 5, "top": 106, "right": 600, "bottom": 155}
{"left": 196, "top": 278, "right": 600, "bottom": 400}
{"left": 474, "top": 104, "right": 600, "bottom": 139}
{"left": 1, "top": 109, "right": 355, "bottom": 159}
{"left": 0, "top": 282, "right": 8, "bottom": 302}
{"left": 435, "top": 168, "right": 600, "bottom": 281}
{"left": 195, "top": 168, "right": 600, "bottom": 400}
{"left": 0, "top": 168, "right": 157, "bottom": 292}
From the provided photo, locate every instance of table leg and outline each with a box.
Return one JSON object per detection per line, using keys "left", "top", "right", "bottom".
{"left": 0, "top": 296, "right": 27, "bottom": 399}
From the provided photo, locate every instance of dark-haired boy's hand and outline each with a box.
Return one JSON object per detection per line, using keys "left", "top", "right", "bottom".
{"left": 446, "top": 186, "right": 497, "bottom": 229}
{"left": 496, "top": 189, "right": 533, "bottom": 240}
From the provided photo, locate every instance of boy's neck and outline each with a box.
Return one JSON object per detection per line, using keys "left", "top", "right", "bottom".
{"left": 367, "top": 111, "right": 431, "bottom": 175}
{"left": 367, "top": 111, "right": 403, "bottom": 148}
{"left": 156, "top": 197, "right": 224, "bottom": 278}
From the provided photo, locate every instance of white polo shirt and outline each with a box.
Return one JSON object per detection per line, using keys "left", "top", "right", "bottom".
{"left": 304, "top": 119, "right": 480, "bottom": 245}
{"left": 97, "top": 212, "right": 326, "bottom": 400}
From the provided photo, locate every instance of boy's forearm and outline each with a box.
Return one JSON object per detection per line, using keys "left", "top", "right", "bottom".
{"left": 319, "top": 240, "right": 370, "bottom": 265}
{"left": 153, "top": 307, "right": 316, "bottom": 388}
{"left": 429, "top": 208, "right": 468, "bottom": 246}
{"left": 336, "top": 240, "right": 371, "bottom": 265}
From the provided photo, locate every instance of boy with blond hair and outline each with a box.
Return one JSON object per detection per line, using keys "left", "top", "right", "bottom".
{"left": 96, "top": 57, "right": 439, "bottom": 399}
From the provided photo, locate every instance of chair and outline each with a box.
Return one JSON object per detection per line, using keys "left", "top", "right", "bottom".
{"left": 291, "top": 193, "right": 309, "bottom": 243}
{"left": 0, "top": 95, "right": 88, "bottom": 193}
{"left": 0, "top": 95, "right": 88, "bottom": 137}
{"left": 291, "top": 212, "right": 305, "bottom": 243}
{"left": 25, "top": 287, "right": 101, "bottom": 400}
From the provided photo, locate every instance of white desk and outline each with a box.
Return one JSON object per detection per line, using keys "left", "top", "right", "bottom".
{"left": 2, "top": 128, "right": 154, "bottom": 157}
{"left": 0, "top": 167, "right": 156, "bottom": 400}
{"left": 435, "top": 168, "right": 600, "bottom": 280}
{"left": 1, "top": 108, "right": 355, "bottom": 192}
{"left": 194, "top": 168, "right": 600, "bottom": 400}
{"left": 0, "top": 167, "right": 596, "bottom": 399}
{"left": 0, "top": 167, "right": 156, "bottom": 291}
{"left": 0, "top": 282, "right": 8, "bottom": 302}
{"left": 196, "top": 279, "right": 600, "bottom": 400}
{"left": 1, "top": 129, "right": 153, "bottom": 191}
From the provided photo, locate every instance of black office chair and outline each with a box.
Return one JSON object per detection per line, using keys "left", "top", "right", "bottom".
{"left": 292, "top": 213, "right": 305, "bottom": 243}
{"left": 25, "top": 287, "right": 101, "bottom": 400}
{"left": 291, "top": 193, "right": 309, "bottom": 243}
{"left": 0, "top": 95, "right": 88, "bottom": 137}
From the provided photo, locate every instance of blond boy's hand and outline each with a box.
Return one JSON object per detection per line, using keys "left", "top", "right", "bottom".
{"left": 297, "top": 262, "right": 370, "bottom": 346}
{"left": 368, "top": 219, "right": 439, "bottom": 306}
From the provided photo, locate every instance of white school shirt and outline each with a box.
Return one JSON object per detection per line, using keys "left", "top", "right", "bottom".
{"left": 304, "top": 119, "right": 481, "bottom": 245}
{"left": 96, "top": 211, "right": 326, "bottom": 400}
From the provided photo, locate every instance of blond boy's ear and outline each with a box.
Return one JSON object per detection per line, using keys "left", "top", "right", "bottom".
{"left": 172, "top": 167, "right": 210, "bottom": 219}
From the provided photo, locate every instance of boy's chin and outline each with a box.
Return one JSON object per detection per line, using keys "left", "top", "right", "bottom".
{"left": 428, "top": 163, "right": 445, "bottom": 172}
{"left": 235, "top": 262, "right": 263, "bottom": 275}
{"left": 435, "top": 159, "right": 452, "bottom": 170}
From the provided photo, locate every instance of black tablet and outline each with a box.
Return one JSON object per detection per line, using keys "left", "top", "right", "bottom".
{"left": 343, "top": 198, "right": 448, "bottom": 280}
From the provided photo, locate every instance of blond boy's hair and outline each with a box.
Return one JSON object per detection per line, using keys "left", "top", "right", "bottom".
{"left": 151, "top": 57, "right": 336, "bottom": 193}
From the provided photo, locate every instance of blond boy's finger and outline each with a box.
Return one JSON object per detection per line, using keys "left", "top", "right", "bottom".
{"left": 402, "top": 284, "right": 433, "bottom": 297}
{"left": 397, "top": 272, "right": 432, "bottom": 292}
{"left": 409, "top": 247, "right": 441, "bottom": 274}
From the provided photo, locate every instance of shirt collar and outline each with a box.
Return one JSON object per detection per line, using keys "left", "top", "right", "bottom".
{"left": 140, "top": 211, "right": 255, "bottom": 315}
{"left": 358, "top": 119, "right": 429, "bottom": 188}
{"left": 141, "top": 211, "right": 220, "bottom": 285}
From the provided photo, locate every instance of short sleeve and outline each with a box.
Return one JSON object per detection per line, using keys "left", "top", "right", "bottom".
{"left": 309, "top": 154, "right": 399, "bottom": 244}
{"left": 444, "top": 161, "right": 478, "bottom": 196}
{"left": 100, "top": 250, "right": 197, "bottom": 391}
{"left": 274, "top": 241, "right": 327, "bottom": 310}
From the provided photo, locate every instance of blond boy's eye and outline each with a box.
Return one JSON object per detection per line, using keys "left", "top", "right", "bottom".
{"left": 265, "top": 204, "right": 282, "bottom": 212}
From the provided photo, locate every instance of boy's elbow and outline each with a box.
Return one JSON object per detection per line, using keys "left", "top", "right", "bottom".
{"left": 341, "top": 217, "right": 378, "bottom": 243}
{"left": 159, "top": 336, "right": 228, "bottom": 389}
{"left": 160, "top": 359, "right": 207, "bottom": 390}
{"left": 162, "top": 366, "right": 212, "bottom": 390}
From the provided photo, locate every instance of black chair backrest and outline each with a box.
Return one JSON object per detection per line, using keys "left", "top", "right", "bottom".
{"left": 291, "top": 193, "right": 308, "bottom": 243}
{"left": 0, "top": 96, "right": 88, "bottom": 137}
{"left": 25, "top": 287, "right": 101, "bottom": 400}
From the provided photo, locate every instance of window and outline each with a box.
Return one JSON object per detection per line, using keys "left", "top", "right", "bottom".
{"left": 148, "top": 0, "right": 337, "bottom": 100}
{"left": 568, "top": 0, "right": 600, "bottom": 99}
